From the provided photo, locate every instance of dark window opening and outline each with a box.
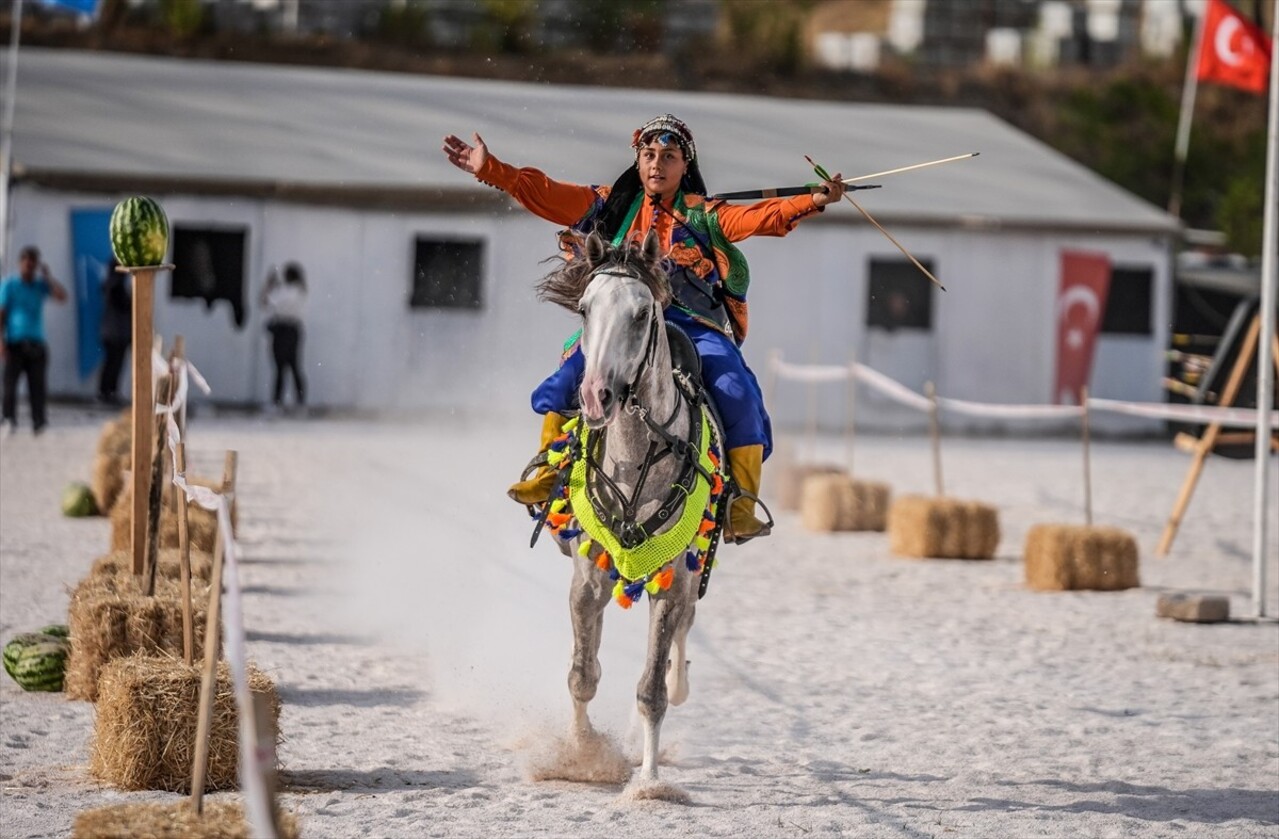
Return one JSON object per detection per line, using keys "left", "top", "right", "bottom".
{"left": 866, "top": 258, "right": 935, "bottom": 331}
{"left": 412, "top": 237, "right": 484, "bottom": 310}
{"left": 1101, "top": 265, "right": 1153, "bottom": 335}
{"left": 170, "top": 226, "right": 248, "bottom": 327}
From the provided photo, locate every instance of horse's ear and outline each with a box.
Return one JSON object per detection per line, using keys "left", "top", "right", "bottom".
{"left": 585, "top": 231, "right": 607, "bottom": 265}
{"left": 640, "top": 230, "right": 661, "bottom": 264}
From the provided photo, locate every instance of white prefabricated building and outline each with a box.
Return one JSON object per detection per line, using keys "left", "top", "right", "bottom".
{"left": 3, "top": 48, "right": 1179, "bottom": 431}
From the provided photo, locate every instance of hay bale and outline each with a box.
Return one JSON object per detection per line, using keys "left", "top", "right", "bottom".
{"left": 774, "top": 462, "right": 846, "bottom": 512}
{"left": 91, "top": 412, "right": 132, "bottom": 514}
{"left": 74, "top": 801, "right": 299, "bottom": 839}
{"left": 107, "top": 478, "right": 232, "bottom": 555}
{"left": 89, "top": 655, "right": 280, "bottom": 793}
{"left": 800, "top": 473, "right": 892, "bottom": 532}
{"left": 1023, "top": 523, "right": 1139, "bottom": 591}
{"left": 90, "top": 549, "right": 215, "bottom": 583}
{"left": 65, "top": 575, "right": 211, "bottom": 702}
{"left": 887, "top": 495, "right": 1000, "bottom": 560}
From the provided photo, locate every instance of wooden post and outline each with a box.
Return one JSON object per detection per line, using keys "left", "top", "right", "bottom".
{"left": 806, "top": 344, "right": 819, "bottom": 463}
{"left": 1157, "top": 315, "right": 1264, "bottom": 556}
{"left": 128, "top": 267, "right": 155, "bottom": 577}
{"left": 926, "top": 381, "right": 944, "bottom": 497}
{"left": 190, "top": 451, "right": 237, "bottom": 813}
{"left": 175, "top": 441, "right": 194, "bottom": 666}
{"left": 144, "top": 364, "right": 171, "bottom": 597}
{"left": 845, "top": 354, "right": 857, "bottom": 476}
{"left": 1081, "top": 385, "right": 1093, "bottom": 527}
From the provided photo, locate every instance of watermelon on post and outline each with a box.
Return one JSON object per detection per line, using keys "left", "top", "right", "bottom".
{"left": 61, "top": 482, "right": 99, "bottom": 517}
{"left": 109, "top": 196, "right": 169, "bottom": 267}
{"left": 3, "top": 632, "right": 70, "bottom": 692}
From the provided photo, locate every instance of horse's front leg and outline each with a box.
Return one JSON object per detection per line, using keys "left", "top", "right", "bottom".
{"left": 636, "top": 569, "right": 696, "bottom": 783}
{"left": 568, "top": 551, "right": 612, "bottom": 740}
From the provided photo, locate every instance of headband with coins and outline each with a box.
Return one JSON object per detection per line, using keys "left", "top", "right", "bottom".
{"left": 631, "top": 114, "right": 697, "bottom": 163}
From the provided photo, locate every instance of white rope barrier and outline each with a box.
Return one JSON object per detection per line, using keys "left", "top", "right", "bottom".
{"left": 769, "top": 356, "right": 1279, "bottom": 430}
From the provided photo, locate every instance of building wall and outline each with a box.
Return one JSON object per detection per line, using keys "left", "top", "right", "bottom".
{"left": 11, "top": 184, "right": 1170, "bottom": 432}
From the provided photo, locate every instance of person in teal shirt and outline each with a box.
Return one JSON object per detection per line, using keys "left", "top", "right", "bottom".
{"left": 1, "top": 246, "right": 68, "bottom": 435}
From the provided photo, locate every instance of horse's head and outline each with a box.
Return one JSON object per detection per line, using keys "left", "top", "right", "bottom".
{"left": 539, "top": 231, "right": 670, "bottom": 428}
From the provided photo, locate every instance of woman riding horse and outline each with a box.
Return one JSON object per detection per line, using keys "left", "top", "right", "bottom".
{"left": 441, "top": 115, "right": 845, "bottom": 543}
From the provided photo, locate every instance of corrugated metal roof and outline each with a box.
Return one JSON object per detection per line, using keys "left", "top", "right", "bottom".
{"left": 7, "top": 47, "right": 1179, "bottom": 233}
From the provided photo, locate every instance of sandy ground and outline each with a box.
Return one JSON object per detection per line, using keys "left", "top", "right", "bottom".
{"left": 1, "top": 405, "right": 1277, "bottom": 838}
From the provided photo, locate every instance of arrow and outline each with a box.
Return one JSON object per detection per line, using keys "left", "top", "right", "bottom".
{"left": 806, "top": 155, "right": 947, "bottom": 292}
{"left": 841, "top": 152, "right": 979, "bottom": 184}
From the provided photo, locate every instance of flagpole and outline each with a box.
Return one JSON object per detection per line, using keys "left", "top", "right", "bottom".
{"left": 1251, "top": 0, "right": 1278, "bottom": 619}
{"left": 0, "top": 0, "right": 24, "bottom": 274}
{"left": 1169, "top": 3, "right": 1208, "bottom": 219}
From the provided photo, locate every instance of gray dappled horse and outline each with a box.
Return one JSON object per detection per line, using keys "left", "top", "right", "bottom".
{"left": 537, "top": 231, "right": 718, "bottom": 793}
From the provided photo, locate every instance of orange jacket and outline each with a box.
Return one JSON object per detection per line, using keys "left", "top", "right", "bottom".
{"left": 475, "top": 155, "right": 822, "bottom": 248}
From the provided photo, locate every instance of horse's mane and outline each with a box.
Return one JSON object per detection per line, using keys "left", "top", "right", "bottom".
{"left": 537, "top": 232, "right": 672, "bottom": 312}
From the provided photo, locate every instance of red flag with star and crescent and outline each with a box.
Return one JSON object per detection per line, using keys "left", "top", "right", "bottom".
{"left": 1196, "top": 0, "right": 1272, "bottom": 95}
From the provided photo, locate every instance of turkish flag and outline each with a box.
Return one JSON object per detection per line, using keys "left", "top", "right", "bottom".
{"left": 1054, "top": 251, "right": 1111, "bottom": 406}
{"left": 1196, "top": 0, "right": 1272, "bottom": 95}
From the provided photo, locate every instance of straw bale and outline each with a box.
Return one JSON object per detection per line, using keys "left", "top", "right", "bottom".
{"left": 774, "top": 463, "right": 846, "bottom": 511}
{"left": 73, "top": 800, "right": 299, "bottom": 839}
{"left": 1023, "top": 524, "right": 1139, "bottom": 591}
{"left": 91, "top": 412, "right": 133, "bottom": 514}
{"left": 90, "top": 549, "right": 215, "bottom": 583}
{"left": 108, "top": 478, "right": 233, "bottom": 555}
{"left": 89, "top": 655, "right": 280, "bottom": 793}
{"left": 888, "top": 495, "right": 1000, "bottom": 559}
{"left": 65, "top": 575, "right": 211, "bottom": 701}
{"left": 800, "top": 474, "right": 892, "bottom": 532}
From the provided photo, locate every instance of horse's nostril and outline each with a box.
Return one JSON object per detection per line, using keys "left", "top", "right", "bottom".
{"left": 599, "top": 388, "right": 614, "bottom": 410}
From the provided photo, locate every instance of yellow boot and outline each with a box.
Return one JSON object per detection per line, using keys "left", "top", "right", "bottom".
{"left": 508, "top": 412, "right": 570, "bottom": 505}
{"left": 725, "top": 444, "right": 771, "bottom": 544}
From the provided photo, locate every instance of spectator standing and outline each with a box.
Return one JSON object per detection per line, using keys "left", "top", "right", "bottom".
{"left": 98, "top": 258, "right": 131, "bottom": 405}
{"left": 1, "top": 246, "right": 69, "bottom": 435}
{"left": 260, "top": 262, "right": 307, "bottom": 413}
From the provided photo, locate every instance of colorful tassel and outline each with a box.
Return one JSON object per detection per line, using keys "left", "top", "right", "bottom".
{"left": 655, "top": 566, "right": 675, "bottom": 590}
{"left": 595, "top": 551, "right": 612, "bottom": 571}
{"left": 685, "top": 551, "right": 700, "bottom": 571}
{"left": 613, "top": 580, "right": 633, "bottom": 609}
{"left": 577, "top": 539, "right": 594, "bottom": 556}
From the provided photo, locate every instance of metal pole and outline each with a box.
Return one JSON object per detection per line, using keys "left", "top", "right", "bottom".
{"left": 1081, "top": 385, "right": 1093, "bottom": 527}
{"left": 0, "top": 0, "right": 25, "bottom": 273}
{"left": 1169, "top": 2, "right": 1206, "bottom": 218}
{"left": 1251, "top": 0, "right": 1279, "bottom": 619}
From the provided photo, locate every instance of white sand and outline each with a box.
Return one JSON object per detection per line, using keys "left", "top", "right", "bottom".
{"left": 2, "top": 406, "right": 1277, "bottom": 838}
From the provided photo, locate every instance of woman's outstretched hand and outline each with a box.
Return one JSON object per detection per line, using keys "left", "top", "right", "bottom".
{"left": 442, "top": 132, "right": 489, "bottom": 175}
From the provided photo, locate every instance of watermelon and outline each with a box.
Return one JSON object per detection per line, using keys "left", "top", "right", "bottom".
{"left": 38, "top": 624, "right": 70, "bottom": 639}
{"left": 61, "top": 482, "right": 99, "bottom": 517}
{"left": 3, "top": 633, "right": 70, "bottom": 691}
{"left": 109, "top": 196, "right": 169, "bottom": 267}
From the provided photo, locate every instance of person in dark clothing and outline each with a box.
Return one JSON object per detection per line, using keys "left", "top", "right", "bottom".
{"left": 1, "top": 245, "right": 69, "bottom": 435}
{"left": 98, "top": 259, "right": 131, "bottom": 405}
{"left": 260, "top": 262, "right": 307, "bottom": 411}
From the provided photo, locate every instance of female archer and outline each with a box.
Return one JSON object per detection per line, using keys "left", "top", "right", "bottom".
{"left": 442, "top": 114, "right": 844, "bottom": 543}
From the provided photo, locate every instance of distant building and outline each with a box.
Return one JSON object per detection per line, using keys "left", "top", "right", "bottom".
{"left": 810, "top": 0, "right": 1194, "bottom": 73}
